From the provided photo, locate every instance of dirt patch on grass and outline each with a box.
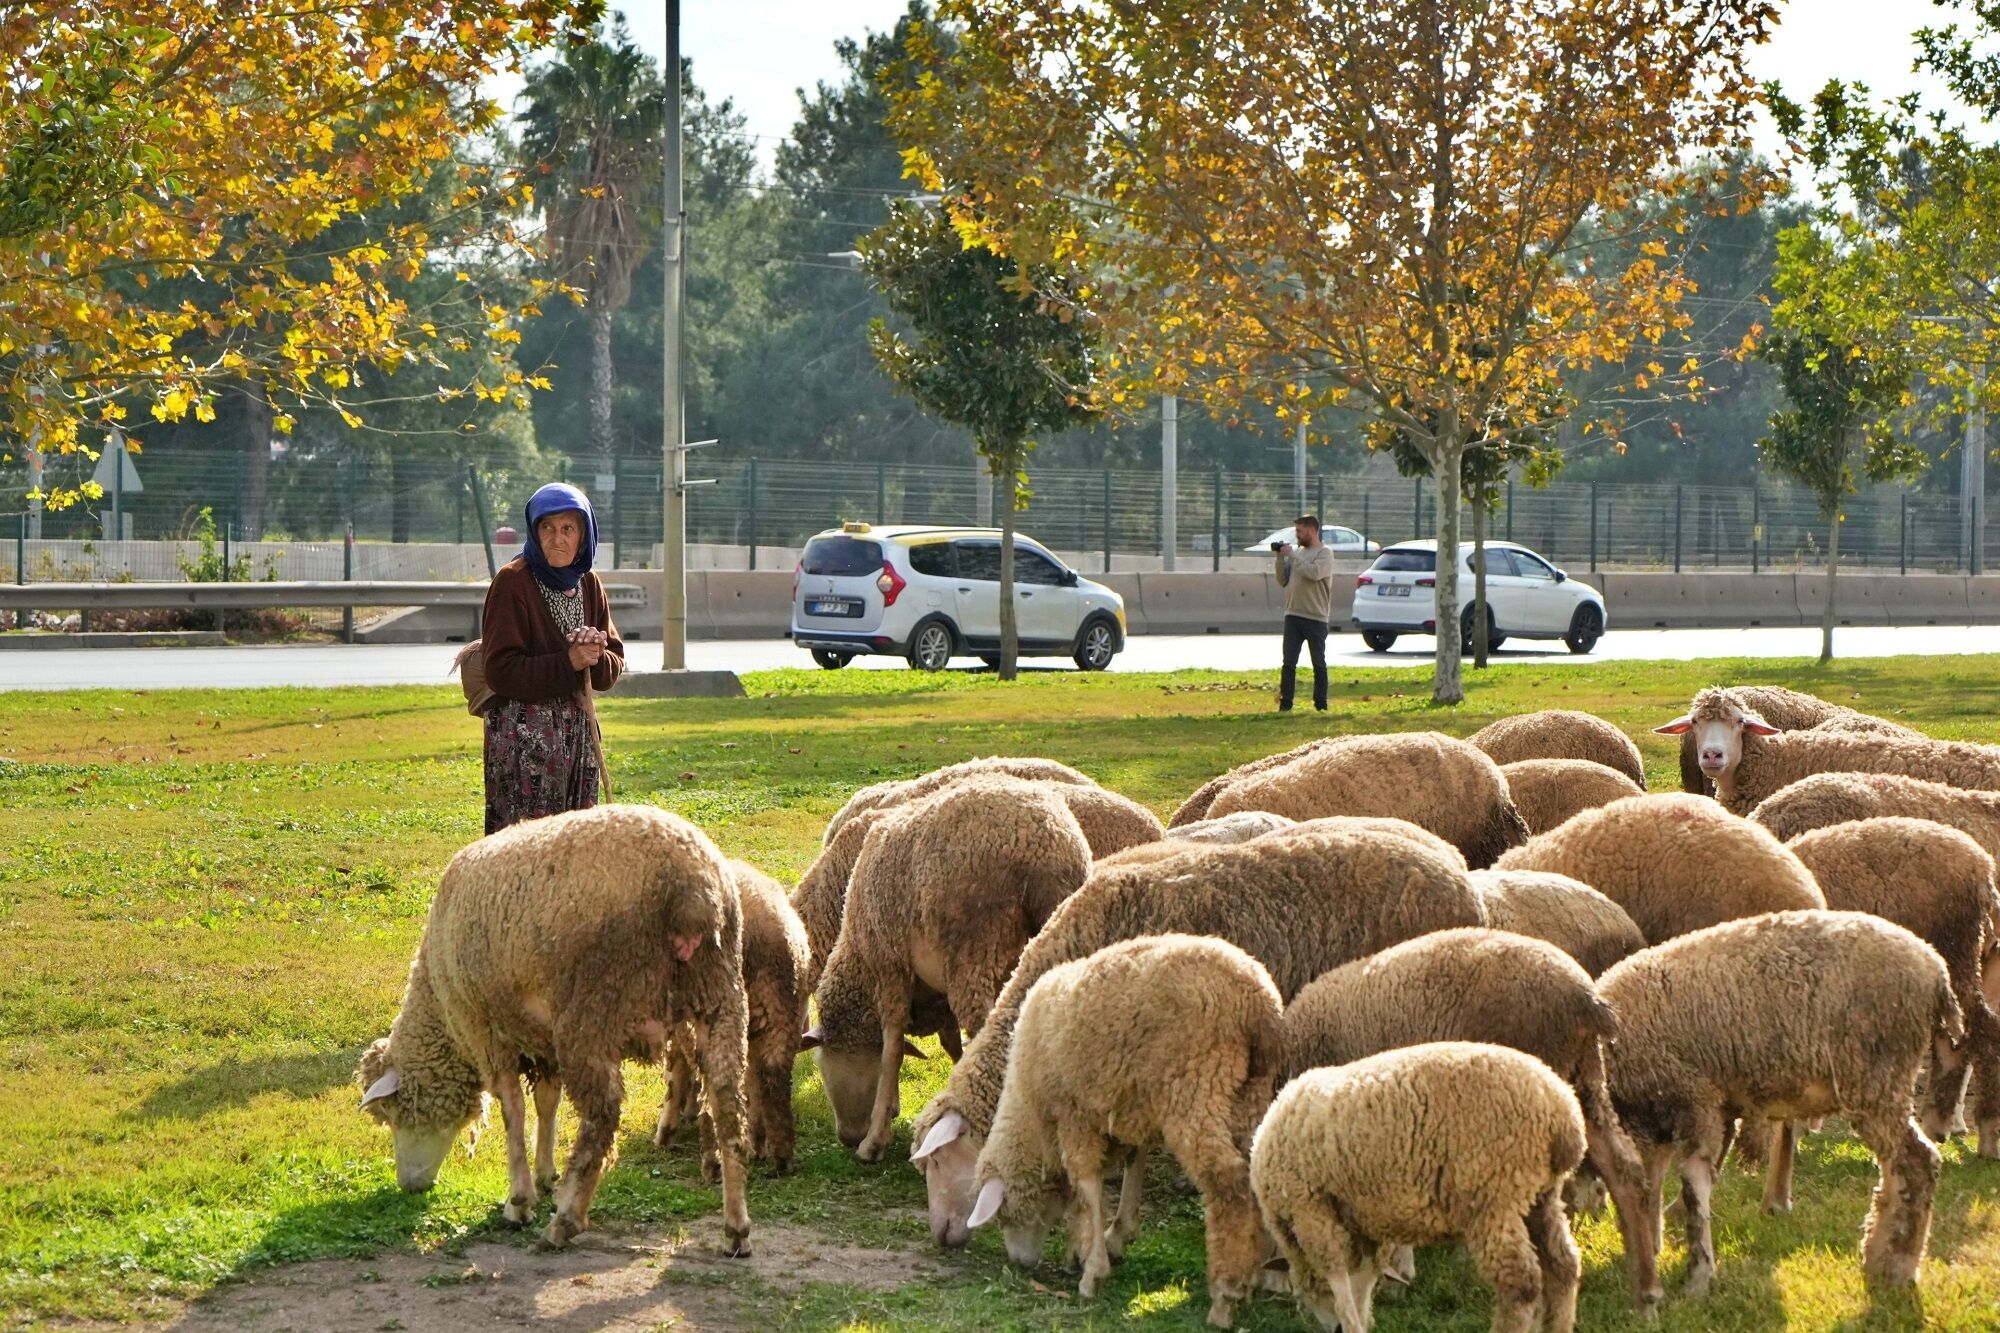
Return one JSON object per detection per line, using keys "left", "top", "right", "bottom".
{"left": 156, "top": 1222, "right": 941, "bottom": 1332}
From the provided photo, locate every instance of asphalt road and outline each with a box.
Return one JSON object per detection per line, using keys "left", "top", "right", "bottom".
{"left": 2, "top": 624, "right": 1996, "bottom": 692}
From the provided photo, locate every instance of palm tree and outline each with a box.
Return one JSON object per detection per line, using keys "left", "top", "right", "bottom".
{"left": 518, "top": 20, "right": 662, "bottom": 483}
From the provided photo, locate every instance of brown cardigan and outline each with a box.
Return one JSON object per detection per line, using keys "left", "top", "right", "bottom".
{"left": 481, "top": 558, "right": 624, "bottom": 702}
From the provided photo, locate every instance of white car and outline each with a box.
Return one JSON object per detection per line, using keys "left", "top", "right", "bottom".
{"left": 1245, "top": 524, "right": 1380, "bottom": 556}
{"left": 1352, "top": 539, "right": 1606, "bottom": 655}
{"left": 790, "top": 523, "right": 1127, "bottom": 671}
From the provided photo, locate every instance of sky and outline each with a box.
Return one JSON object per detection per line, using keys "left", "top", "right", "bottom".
{"left": 490, "top": 1, "right": 1987, "bottom": 169}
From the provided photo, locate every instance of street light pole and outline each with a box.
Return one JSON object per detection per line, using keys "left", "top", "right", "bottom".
{"left": 661, "top": 0, "right": 687, "bottom": 669}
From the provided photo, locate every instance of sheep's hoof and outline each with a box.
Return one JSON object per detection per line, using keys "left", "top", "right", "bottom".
{"left": 1257, "top": 1258, "right": 1292, "bottom": 1295}
{"left": 769, "top": 1155, "right": 793, "bottom": 1176}
{"left": 502, "top": 1196, "right": 534, "bottom": 1227}
{"left": 534, "top": 1171, "right": 558, "bottom": 1197}
{"left": 1978, "top": 1130, "right": 1999, "bottom": 1159}
{"left": 539, "top": 1214, "right": 583, "bottom": 1250}
{"left": 1079, "top": 1268, "right": 1105, "bottom": 1299}
{"left": 1762, "top": 1199, "right": 1792, "bottom": 1216}
{"left": 653, "top": 1125, "right": 675, "bottom": 1150}
{"left": 700, "top": 1152, "right": 722, "bottom": 1185}
{"left": 855, "top": 1137, "right": 886, "bottom": 1164}
{"left": 1205, "top": 1293, "right": 1238, "bottom": 1328}
{"left": 1684, "top": 1267, "right": 1713, "bottom": 1300}
{"left": 722, "top": 1225, "right": 752, "bottom": 1259}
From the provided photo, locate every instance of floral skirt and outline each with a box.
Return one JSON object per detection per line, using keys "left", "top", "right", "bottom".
{"left": 484, "top": 694, "right": 598, "bottom": 835}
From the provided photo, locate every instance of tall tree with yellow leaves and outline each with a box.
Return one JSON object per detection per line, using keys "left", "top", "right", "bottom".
{"left": 0, "top": 0, "right": 594, "bottom": 509}
{"left": 894, "top": 0, "right": 1777, "bottom": 701}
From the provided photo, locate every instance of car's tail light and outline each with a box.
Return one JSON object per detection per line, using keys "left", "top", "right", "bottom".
{"left": 1416, "top": 576, "right": 1436, "bottom": 588}
{"left": 791, "top": 561, "right": 801, "bottom": 602}
{"left": 1356, "top": 574, "right": 1374, "bottom": 586}
{"left": 877, "top": 561, "right": 906, "bottom": 607}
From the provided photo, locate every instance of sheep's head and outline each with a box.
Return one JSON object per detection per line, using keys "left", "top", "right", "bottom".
{"left": 808, "top": 955, "right": 928, "bottom": 1151}
{"left": 911, "top": 1108, "right": 985, "bottom": 1247}
{"left": 1654, "top": 688, "right": 1781, "bottom": 788}
{"left": 357, "top": 1036, "right": 484, "bottom": 1192}
{"left": 962, "top": 1165, "right": 1065, "bottom": 1268}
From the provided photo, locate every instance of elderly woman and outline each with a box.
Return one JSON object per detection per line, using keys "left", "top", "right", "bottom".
{"left": 479, "top": 482, "right": 624, "bottom": 834}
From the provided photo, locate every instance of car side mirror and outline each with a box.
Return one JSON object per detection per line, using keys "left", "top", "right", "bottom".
{"left": 1060, "top": 568, "right": 1078, "bottom": 587}
{"left": 1554, "top": 569, "right": 1568, "bottom": 583}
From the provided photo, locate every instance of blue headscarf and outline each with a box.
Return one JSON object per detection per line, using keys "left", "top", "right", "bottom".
{"left": 522, "top": 482, "right": 597, "bottom": 592}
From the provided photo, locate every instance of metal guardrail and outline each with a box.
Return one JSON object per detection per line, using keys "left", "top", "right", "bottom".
{"left": 0, "top": 581, "right": 646, "bottom": 611}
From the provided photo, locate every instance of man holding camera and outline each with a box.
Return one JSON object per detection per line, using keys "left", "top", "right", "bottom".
{"left": 1273, "top": 515, "right": 1335, "bottom": 711}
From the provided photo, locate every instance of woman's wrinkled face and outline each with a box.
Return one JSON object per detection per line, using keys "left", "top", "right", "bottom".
{"left": 538, "top": 511, "right": 583, "bottom": 568}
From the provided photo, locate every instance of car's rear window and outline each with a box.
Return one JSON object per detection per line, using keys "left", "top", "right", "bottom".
{"left": 801, "top": 536, "right": 883, "bottom": 576}
{"left": 1371, "top": 548, "right": 1436, "bottom": 572}
{"left": 908, "top": 542, "right": 953, "bottom": 577}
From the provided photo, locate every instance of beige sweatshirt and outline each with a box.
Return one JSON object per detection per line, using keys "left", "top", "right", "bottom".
{"left": 1275, "top": 543, "right": 1336, "bottom": 622}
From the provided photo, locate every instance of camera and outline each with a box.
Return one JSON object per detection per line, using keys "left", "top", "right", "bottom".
{"left": 1270, "top": 539, "right": 1288, "bottom": 552}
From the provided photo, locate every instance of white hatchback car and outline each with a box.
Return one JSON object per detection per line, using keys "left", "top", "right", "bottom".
{"left": 1352, "top": 539, "right": 1607, "bottom": 655}
{"left": 1244, "top": 524, "right": 1380, "bottom": 556}
{"left": 790, "top": 523, "right": 1127, "bottom": 671}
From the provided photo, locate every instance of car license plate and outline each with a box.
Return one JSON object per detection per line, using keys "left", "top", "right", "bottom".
{"left": 807, "top": 598, "right": 861, "bottom": 617}
{"left": 1380, "top": 585, "right": 1411, "bottom": 597}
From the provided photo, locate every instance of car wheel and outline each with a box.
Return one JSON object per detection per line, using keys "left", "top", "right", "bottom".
{"left": 1565, "top": 605, "right": 1603, "bottom": 655}
{"left": 1361, "top": 630, "right": 1397, "bottom": 653}
{"left": 906, "top": 619, "right": 956, "bottom": 671}
{"left": 809, "top": 648, "right": 851, "bottom": 670}
{"left": 1073, "top": 618, "right": 1117, "bottom": 671}
{"left": 1460, "top": 605, "right": 1499, "bottom": 654}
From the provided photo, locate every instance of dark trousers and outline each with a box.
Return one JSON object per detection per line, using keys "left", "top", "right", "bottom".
{"left": 1280, "top": 614, "right": 1329, "bottom": 710}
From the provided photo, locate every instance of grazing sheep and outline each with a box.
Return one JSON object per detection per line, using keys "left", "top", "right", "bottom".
{"left": 1471, "top": 710, "right": 1647, "bottom": 787}
{"left": 1468, "top": 869, "right": 1648, "bottom": 977}
{"left": 1282, "top": 928, "right": 1658, "bottom": 1309}
{"left": 1598, "top": 910, "right": 1961, "bottom": 1295}
{"left": 1501, "top": 759, "right": 1647, "bottom": 836}
{"left": 968, "top": 935, "right": 1285, "bottom": 1328}
{"left": 1252, "top": 1042, "right": 1587, "bottom": 1333}
{"left": 1262, "top": 813, "right": 1469, "bottom": 868}
{"left": 908, "top": 825, "right": 1486, "bottom": 1248}
{"left": 356, "top": 805, "right": 752, "bottom": 1254}
{"left": 812, "top": 777, "right": 1093, "bottom": 1160}
{"left": 823, "top": 756, "right": 1095, "bottom": 845}
{"left": 657, "top": 860, "right": 811, "bottom": 1173}
{"left": 1165, "top": 810, "right": 1297, "bottom": 845}
{"left": 1207, "top": 731, "right": 1530, "bottom": 867}
{"left": 1657, "top": 686, "right": 1986, "bottom": 814}
{"left": 1495, "top": 793, "right": 1825, "bottom": 945}
{"left": 1752, "top": 771, "right": 2000, "bottom": 864}
{"left": 1170, "top": 738, "right": 1331, "bottom": 827}
{"left": 1786, "top": 819, "right": 2000, "bottom": 1158}
{"left": 794, "top": 779, "right": 1158, "bottom": 982}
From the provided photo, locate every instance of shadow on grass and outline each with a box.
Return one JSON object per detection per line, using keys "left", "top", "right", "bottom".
{"left": 132, "top": 1048, "right": 362, "bottom": 1122}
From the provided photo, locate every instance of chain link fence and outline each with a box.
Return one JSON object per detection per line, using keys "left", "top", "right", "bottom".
{"left": 3, "top": 451, "right": 1993, "bottom": 582}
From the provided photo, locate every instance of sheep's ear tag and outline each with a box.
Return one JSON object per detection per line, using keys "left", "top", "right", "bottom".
{"left": 900, "top": 1036, "right": 928, "bottom": 1061}
{"left": 799, "top": 1026, "right": 822, "bottom": 1051}
{"left": 967, "top": 1179, "right": 1005, "bottom": 1229}
{"left": 1653, "top": 716, "right": 1694, "bottom": 736}
{"left": 361, "top": 1069, "right": 401, "bottom": 1107}
{"left": 911, "top": 1111, "right": 966, "bottom": 1162}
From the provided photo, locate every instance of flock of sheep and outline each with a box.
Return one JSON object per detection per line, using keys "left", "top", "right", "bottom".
{"left": 352, "top": 684, "right": 2000, "bottom": 1331}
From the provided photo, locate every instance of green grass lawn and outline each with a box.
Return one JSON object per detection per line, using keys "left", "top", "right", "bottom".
{"left": 4, "top": 656, "right": 2000, "bottom": 1330}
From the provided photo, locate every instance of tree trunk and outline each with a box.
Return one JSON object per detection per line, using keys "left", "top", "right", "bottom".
{"left": 588, "top": 302, "right": 616, "bottom": 482}
{"left": 1432, "top": 440, "right": 1465, "bottom": 703}
{"left": 1821, "top": 496, "right": 1841, "bottom": 664}
{"left": 997, "top": 452, "right": 1019, "bottom": 681}
{"left": 241, "top": 379, "right": 272, "bottom": 541}
{"left": 1471, "top": 491, "right": 1489, "bottom": 670}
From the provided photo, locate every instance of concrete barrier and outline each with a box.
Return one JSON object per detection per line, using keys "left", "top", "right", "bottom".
{"left": 700, "top": 572, "right": 793, "bottom": 639}
{"left": 317, "top": 569, "right": 2000, "bottom": 644}
{"left": 1135, "top": 573, "right": 1277, "bottom": 634}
